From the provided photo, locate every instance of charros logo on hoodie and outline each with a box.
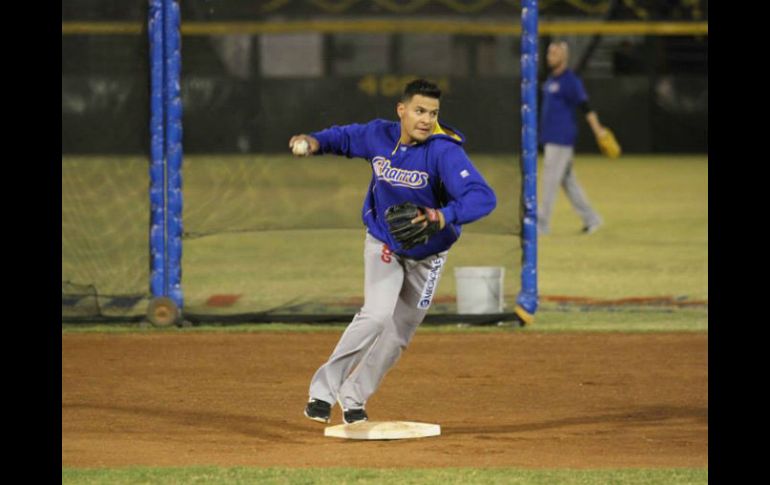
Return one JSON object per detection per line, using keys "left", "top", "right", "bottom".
{"left": 372, "top": 156, "right": 429, "bottom": 189}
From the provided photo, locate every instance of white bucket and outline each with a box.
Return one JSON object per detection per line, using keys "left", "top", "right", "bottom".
{"left": 454, "top": 266, "right": 505, "bottom": 314}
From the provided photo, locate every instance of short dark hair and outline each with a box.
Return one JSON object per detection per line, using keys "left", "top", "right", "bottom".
{"left": 402, "top": 79, "right": 441, "bottom": 102}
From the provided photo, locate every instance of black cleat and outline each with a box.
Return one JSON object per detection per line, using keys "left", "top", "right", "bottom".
{"left": 343, "top": 408, "right": 368, "bottom": 424}
{"left": 581, "top": 222, "right": 602, "bottom": 234}
{"left": 304, "top": 398, "right": 331, "bottom": 424}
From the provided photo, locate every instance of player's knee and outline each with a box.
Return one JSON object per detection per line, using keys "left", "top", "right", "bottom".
{"left": 380, "top": 336, "right": 406, "bottom": 361}
{"left": 388, "top": 324, "right": 416, "bottom": 350}
{"left": 358, "top": 308, "right": 391, "bottom": 331}
{"left": 392, "top": 330, "right": 411, "bottom": 349}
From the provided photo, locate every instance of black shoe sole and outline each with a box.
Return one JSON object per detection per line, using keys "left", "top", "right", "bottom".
{"left": 304, "top": 410, "right": 330, "bottom": 424}
{"left": 343, "top": 418, "right": 368, "bottom": 425}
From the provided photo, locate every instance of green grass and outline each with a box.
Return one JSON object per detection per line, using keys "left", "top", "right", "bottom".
{"left": 62, "top": 466, "right": 708, "bottom": 485}
{"left": 63, "top": 154, "right": 707, "bottom": 318}
{"left": 62, "top": 306, "right": 706, "bottom": 334}
{"left": 537, "top": 155, "right": 707, "bottom": 300}
{"left": 525, "top": 307, "right": 706, "bottom": 332}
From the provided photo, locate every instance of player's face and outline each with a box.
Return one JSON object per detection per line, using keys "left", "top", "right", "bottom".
{"left": 547, "top": 44, "right": 567, "bottom": 70}
{"left": 397, "top": 95, "right": 440, "bottom": 144}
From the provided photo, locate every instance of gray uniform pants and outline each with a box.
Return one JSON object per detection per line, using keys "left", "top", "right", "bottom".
{"left": 538, "top": 143, "right": 602, "bottom": 233}
{"left": 309, "top": 232, "right": 448, "bottom": 410}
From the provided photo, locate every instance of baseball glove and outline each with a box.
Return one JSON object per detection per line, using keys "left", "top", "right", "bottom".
{"left": 385, "top": 202, "right": 443, "bottom": 250}
{"left": 596, "top": 128, "right": 621, "bottom": 158}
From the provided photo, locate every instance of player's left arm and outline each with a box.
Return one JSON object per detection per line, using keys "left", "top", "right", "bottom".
{"left": 574, "top": 76, "right": 621, "bottom": 157}
{"left": 574, "top": 76, "right": 607, "bottom": 138}
{"left": 584, "top": 109, "right": 607, "bottom": 138}
{"left": 434, "top": 146, "right": 497, "bottom": 226}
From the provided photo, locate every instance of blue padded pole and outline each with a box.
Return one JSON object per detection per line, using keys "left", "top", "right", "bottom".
{"left": 164, "top": 0, "right": 184, "bottom": 309}
{"left": 514, "top": 0, "right": 539, "bottom": 325}
{"left": 148, "top": 0, "right": 165, "bottom": 299}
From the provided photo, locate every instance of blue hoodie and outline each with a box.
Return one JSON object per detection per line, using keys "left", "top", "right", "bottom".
{"left": 311, "top": 119, "right": 497, "bottom": 260}
{"left": 540, "top": 69, "right": 589, "bottom": 146}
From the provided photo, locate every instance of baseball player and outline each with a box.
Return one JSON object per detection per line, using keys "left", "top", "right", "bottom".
{"left": 539, "top": 40, "right": 611, "bottom": 235}
{"left": 289, "top": 79, "right": 497, "bottom": 425}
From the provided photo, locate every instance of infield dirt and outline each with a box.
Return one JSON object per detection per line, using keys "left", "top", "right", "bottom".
{"left": 62, "top": 332, "right": 707, "bottom": 468}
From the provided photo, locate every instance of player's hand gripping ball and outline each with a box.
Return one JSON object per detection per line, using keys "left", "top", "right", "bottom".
{"left": 292, "top": 139, "right": 310, "bottom": 156}
{"left": 385, "top": 202, "right": 443, "bottom": 250}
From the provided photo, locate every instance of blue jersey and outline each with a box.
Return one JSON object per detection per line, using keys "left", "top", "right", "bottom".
{"left": 311, "top": 119, "right": 497, "bottom": 260}
{"left": 540, "top": 69, "right": 589, "bottom": 146}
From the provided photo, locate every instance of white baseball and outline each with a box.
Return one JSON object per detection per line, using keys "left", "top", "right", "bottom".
{"left": 292, "top": 139, "right": 309, "bottom": 156}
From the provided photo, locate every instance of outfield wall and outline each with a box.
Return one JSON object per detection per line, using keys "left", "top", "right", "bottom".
{"left": 62, "top": 75, "right": 706, "bottom": 154}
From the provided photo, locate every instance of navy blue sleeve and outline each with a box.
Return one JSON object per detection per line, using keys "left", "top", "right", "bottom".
{"left": 435, "top": 145, "right": 497, "bottom": 225}
{"left": 310, "top": 122, "right": 373, "bottom": 159}
{"left": 570, "top": 73, "right": 589, "bottom": 105}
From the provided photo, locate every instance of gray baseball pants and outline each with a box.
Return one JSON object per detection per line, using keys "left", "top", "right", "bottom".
{"left": 308, "top": 232, "right": 448, "bottom": 411}
{"left": 538, "top": 143, "right": 602, "bottom": 233}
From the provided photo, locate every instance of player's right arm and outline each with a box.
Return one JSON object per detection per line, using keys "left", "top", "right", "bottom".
{"left": 307, "top": 122, "right": 378, "bottom": 159}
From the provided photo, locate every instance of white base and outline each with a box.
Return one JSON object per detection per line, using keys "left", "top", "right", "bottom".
{"left": 324, "top": 421, "right": 441, "bottom": 440}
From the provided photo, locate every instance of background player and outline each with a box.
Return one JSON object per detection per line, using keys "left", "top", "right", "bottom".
{"left": 539, "top": 40, "right": 610, "bottom": 235}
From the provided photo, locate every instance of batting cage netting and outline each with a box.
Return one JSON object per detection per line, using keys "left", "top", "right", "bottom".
{"left": 63, "top": 152, "right": 521, "bottom": 322}
{"left": 62, "top": 1, "right": 529, "bottom": 323}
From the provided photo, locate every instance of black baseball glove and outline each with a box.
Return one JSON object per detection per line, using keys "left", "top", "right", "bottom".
{"left": 385, "top": 202, "right": 443, "bottom": 250}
